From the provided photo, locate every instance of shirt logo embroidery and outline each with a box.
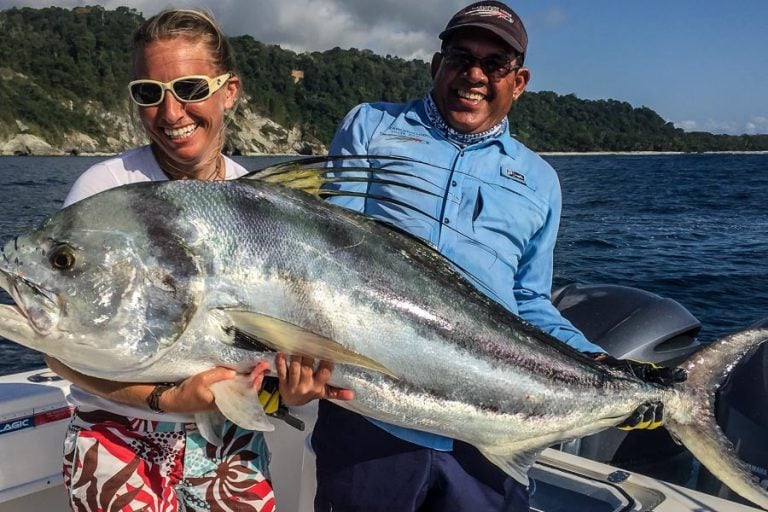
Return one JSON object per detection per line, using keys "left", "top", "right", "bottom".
{"left": 384, "top": 135, "right": 430, "bottom": 144}
{"left": 505, "top": 169, "right": 526, "bottom": 183}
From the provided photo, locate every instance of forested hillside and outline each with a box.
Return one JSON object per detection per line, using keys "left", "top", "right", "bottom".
{"left": 1, "top": 5, "right": 766, "bottom": 153}
{"left": 0, "top": 6, "right": 141, "bottom": 144}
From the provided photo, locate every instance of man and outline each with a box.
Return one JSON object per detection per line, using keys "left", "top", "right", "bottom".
{"left": 312, "top": 2, "right": 685, "bottom": 511}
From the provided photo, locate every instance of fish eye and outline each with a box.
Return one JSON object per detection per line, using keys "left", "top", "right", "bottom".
{"left": 50, "top": 245, "right": 76, "bottom": 270}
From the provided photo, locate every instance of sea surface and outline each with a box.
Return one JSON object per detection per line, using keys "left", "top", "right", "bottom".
{"left": 0, "top": 153, "right": 766, "bottom": 375}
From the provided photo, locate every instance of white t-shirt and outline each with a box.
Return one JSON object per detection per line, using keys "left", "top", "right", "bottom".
{"left": 64, "top": 145, "right": 249, "bottom": 422}
{"left": 64, "top": 144, "right": 248, "bottom": 206}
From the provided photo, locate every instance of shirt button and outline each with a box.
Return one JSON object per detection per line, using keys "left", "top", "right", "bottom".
{"left": 451, "top": 180, "right": 457, "bottom": 187}
{"left": 443, "top": 218, "right": 450, "bottom": 224}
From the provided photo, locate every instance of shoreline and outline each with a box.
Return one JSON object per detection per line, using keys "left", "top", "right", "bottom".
{"left": 2, "top": 150, "right": 768, "bottom": 158}
{"left": 540, "top": 150, "right": 768, "bottom": 156}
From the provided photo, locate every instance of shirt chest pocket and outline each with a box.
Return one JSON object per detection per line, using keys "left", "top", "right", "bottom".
{"left": 458, "top": 178, "right": 548, "bottom": 262}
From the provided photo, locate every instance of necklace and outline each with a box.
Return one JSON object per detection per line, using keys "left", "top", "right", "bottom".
{"left": 202, "top": 156, "right": 223, "bottom": 181}
{"left": 154, "top": 147, "right": 224, "bottom": 181}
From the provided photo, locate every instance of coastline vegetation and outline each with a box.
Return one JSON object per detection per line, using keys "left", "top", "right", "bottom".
{"left": 1, "top": 5, "right": 766, "bottom": 153}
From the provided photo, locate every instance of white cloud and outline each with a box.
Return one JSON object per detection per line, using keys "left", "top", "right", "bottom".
{"left": 700, "top": 120, "right": 740, "bottom": 135}
{"left": 214, "top": 0, "right": 462, "bottom": 61}
{"left": 675, "top": 120, "right": 700, "bottom": 132}
{"left": 0, "top": 0, "right": 456, "bottom": 62}
{"left": 542, "top": 7, "right": 568, "bottom": 27}
{"left": 675, "top": 117, "right": 768, "bottom": 136}
{"left": 745, "top": 116, "right": 768, "bottom": 135}
{"left": 210, "top": 0, "right": 445, "bottom": 61}
{"left": 0, "top": 0, "right": 461, "bottom": 60}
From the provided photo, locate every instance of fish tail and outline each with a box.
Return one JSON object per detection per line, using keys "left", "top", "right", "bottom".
{"left": 664, "top": 327, "right": 768, "bottom": 510}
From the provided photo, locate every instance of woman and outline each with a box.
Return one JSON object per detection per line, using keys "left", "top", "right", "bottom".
{"left": 48, "top": 9, "right": 347, "bottom": 511}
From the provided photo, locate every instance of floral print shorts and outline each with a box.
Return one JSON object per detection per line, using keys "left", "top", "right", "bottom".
{"left": 63, "top": 408, "right": 275, "bottom": 512}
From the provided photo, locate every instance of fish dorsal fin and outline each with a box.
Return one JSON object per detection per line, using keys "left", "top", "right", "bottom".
{"left": 243, "top": 154, "right": 442, "bottom": 203}
{"left": 227, "top": 310, "right": 395, "bottom": 377}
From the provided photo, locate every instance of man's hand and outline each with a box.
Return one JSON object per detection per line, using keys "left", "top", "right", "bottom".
{"left": 617, "top": 401, "right": 666, "bottom": 430}
{"left": 593, "top": 354, "right": 687, "bottom": 430}
{"left": 596, "top": 355, "right": 688, "bottom": 387}
{"left": 276, "top": 353, "right": 354, "bottom": 406}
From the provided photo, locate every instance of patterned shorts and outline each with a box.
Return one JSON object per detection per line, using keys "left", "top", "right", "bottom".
{"left": 63, "top": 408, "right": 275, "bottom": 512}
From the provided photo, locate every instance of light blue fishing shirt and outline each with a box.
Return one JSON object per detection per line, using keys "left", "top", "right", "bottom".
{"left": 325, "top": 96, "right": 604, "bottom": 451}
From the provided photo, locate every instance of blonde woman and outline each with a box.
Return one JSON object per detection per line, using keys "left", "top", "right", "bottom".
{"left": 48, "top": 9, "right": 347, "bottom": 511}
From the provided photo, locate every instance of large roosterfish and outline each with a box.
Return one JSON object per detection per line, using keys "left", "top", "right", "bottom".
{"left": 0, "top": 157, "right": 766, "bottom": 508}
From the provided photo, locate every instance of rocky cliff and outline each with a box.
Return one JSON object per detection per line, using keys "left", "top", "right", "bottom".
{"left": 0, "top": 93, "right": 326, "bottom": 157}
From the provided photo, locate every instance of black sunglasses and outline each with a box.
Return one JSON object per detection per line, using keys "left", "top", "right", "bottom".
{"left": 128, "top": 73, "right": 231, "bottom": 107}
{"left": 440, "top": 49, "right": 520, "bottom": 80}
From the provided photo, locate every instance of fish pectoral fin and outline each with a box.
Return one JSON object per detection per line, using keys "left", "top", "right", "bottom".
{"left": 479, "top": 447, "right": 544, "bottom": 486}
{"left": 227, "top": 310, "right": 395, "bottom": 377}
{"left": 194, "top": 410, "right": 226, "bottom": 446}
{"left": 209, "top": 374, "right": 275, "bottom": 433}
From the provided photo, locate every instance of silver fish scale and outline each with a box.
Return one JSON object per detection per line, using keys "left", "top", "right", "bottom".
{"left": 153, "top": 180, "right": 659, "bottom": 422}
{"left": 5, "top": 177, "right": 767, "bottom": 507}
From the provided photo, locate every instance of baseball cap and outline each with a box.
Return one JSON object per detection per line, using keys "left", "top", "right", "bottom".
{"left": 439, "top": 1, "right": 528, "bottom": 56}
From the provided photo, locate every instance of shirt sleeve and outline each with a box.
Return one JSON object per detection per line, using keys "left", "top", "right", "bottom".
{"left": 63, "top": 163, "right": 123, "bottom": 207}
{"left": 513, "top": 174, "right": 605, "bottom": 354}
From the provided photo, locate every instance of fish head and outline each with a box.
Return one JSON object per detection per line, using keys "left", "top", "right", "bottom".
{"left": 0, "top": 187, "right": 205, "bottom": 371}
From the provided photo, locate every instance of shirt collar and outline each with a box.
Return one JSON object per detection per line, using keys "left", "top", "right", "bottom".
{"left": 423, "top": 93, "right": 508, "bottom": 148}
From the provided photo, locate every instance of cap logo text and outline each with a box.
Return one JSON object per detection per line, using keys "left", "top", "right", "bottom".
{"left": 465, "top": 6, "right": 515, "bottom": 24}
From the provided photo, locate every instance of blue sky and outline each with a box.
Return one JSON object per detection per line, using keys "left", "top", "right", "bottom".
{"left": 2, "top": 0, "right": 766, "bottom": 134}
{"left": 517, "top": 1, "right": 768, "bottom": 135}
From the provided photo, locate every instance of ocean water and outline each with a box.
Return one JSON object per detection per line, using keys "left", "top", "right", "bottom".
{"left": 0, "top": 153, "right": 766, "bottom": 375}
{"left": 552, "top": 153, "right": 768, "bottom": 340}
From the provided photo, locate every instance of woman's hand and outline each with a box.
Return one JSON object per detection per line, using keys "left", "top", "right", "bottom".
{"left": 45, "top": 355, "right": 272, "bottom": 414}
{"left": 160, "top": 361, "right": 271, "bottom": 413}
{"left": 275, "top": 353, "right": 354, "bottom": 406}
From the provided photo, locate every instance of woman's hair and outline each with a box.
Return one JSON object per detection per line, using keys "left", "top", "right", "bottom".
{"left": 130, "top": 9, "right": 242, "bottom": 163}
{"left": 133, "top": 9, "right": 238, "bottom": 76}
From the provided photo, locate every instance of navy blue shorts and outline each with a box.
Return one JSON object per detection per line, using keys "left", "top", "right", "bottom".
{"left": 311, "top": 401, "right": 530, "bottom": 511}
